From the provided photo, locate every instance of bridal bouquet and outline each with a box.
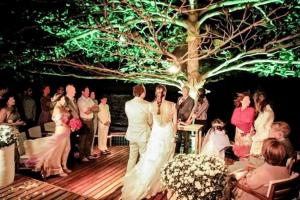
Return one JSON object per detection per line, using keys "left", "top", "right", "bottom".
{"left": 69, "top": 118, "right": 82, "bottom": 132}
{"left": 0, "top": 125, "right": 17, "bottom": 148}
{"left": 161, "top": 154, "right": 228, "bottom": 200}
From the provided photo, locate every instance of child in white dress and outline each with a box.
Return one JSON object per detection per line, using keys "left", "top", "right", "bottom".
{"left": 201, "top": 119, "right": 230, "bottom": 160}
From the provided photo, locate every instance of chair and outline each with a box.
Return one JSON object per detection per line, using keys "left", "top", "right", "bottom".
{"left": 16, "top": 132, "right": 29, "bottom": 163}
{"left": 24, "top": 137, "right": 49, "bottom": 157}
{"left": 43, "top": 121, "right": 55, "bottom": 133}
{"left": 236, "top": 172, "right": 300, "bottom": 200}
{"left": 28, "top": 126, "right": 42, "bottom": 138}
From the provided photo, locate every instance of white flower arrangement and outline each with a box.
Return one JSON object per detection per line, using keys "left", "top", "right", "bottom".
{"left": 0, "top": 125, "right": 17, "bottom": 148}
{"left": 161, "top": 154, "right": 228, "bottom": 200}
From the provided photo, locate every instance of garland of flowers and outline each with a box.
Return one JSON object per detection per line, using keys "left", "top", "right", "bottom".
{"left": 0, "top": 125, "right": 17, "bottom": 148}
{"left": 161, "top": 154, "right": 228, "bottom": 200}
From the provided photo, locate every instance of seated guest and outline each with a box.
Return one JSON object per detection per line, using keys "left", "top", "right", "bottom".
{"left": 269, "top": 121, "right": 295, "bottom": 158}
{"left": 201, "top": 118, "right": 230, "bottom": 160}
{"left": 229, "top": 121, "right": 294, "bottom": 172}
{"left": 234, "top": 138, "right": 290, "bottom": 200}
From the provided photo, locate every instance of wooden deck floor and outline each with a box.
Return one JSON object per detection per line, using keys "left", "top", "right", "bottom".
{"left": 1, "top": 146, "right": 174, "bottom": 200}
{"left": 2, "top": 146, "right": 235, "bottom": 200}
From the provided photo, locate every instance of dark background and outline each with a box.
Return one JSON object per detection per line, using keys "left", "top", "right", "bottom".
{"left": 1, "top": 71, "right": 299, "bottom": 150}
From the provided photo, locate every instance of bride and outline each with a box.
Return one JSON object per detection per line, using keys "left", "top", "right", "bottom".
{"left": 121, "top": 84, "right": 177, "bottom": 200}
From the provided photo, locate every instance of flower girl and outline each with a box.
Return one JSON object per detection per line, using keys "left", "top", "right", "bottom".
{"left": 201, "top": 119, "right": 230, "bottom": 159}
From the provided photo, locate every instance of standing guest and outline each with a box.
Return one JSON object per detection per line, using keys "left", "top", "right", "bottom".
{"left": 25, "top": 96, "right": 72, "bottom": 178}
{"left": 90, "top": 91, "right": 98, "bottom": 151}
{"left": 231, "top": 92, "right": 255, "bottom": 148}
{"left": 77, "top": 86, "right": 98, "bottom": 162}
{"left": 125, "top": 84, "right": 152, "bottom": 173}
{"left": 65, "top": 84, "right": 80, "bottom": 165}
{"left": 175, "top": 86, "right": 194, "bottom": 153}
{"left": 51, "top": 86, "right": 64, "bottom": 106}
{"left": 97, "top": 95, "right": 111, "bottom": 155}
{"left": 38, "top": 85, "right": 53, "bottom": 125}
{"left": 186, "top": 88, "right": 209, "bottom": 132}
{"left": 251, "top": 90, "right": 274, "bottom": 155}
{"left": 22, "top": 87, "right": 36, "bottom": 128}
{"left": 235, "top": 138, "right": 290, "bottom": 200}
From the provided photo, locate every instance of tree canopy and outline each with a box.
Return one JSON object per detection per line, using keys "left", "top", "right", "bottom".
{"left": 1, "top": 0, "right": 300, "bottom": 90}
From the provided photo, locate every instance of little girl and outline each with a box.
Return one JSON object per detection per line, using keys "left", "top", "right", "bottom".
{"left": 201, "top": 119, "right": 231, "bottom": 160}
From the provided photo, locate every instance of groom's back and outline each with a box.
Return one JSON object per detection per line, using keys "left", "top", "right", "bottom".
{"left": 125, "top": 98, "right": 151, "bottom": 142}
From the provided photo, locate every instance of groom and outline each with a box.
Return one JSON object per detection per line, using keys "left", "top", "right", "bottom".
{"left": 125, "top": 84, "right": 152, "bottom": 173}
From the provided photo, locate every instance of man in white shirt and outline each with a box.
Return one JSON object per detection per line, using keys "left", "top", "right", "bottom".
{"left": 125, "top": 84, "right": 152, "bottom": 173}
{"left": 97, "top": 95, "right": 111, "bottom": 155}
{"left": 77, "top": 86, "right": 98, "bottom": 161}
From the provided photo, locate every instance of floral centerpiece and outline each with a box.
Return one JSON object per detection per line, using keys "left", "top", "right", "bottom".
{"left": 68, "top": 118, "right": 82, "bottom": 132}
{"left": 161, "top": 154, "right": 228, "bottom": 200}
{"left": 0, "top": 124, "right": 18, "bottom": 186}
{"left": 0, "top": 125, "right": 17, "bottom": 148}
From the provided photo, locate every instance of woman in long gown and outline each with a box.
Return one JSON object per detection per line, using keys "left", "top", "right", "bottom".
{"left": 121, "top": 84, "right": 177, "bottom": 200}
{"left": 250, "top": 90, "right": 274, "bottom": 155}
{"left": 26, "top": 96, "right": 72, "bottom": 178}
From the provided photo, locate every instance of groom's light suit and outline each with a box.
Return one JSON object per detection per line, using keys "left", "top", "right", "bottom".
{"left": 125, "top": 97, "right": 152, "bottom": 172}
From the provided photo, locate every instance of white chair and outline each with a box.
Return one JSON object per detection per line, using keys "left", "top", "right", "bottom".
{"left": 237, "top": 172, "right": 300, "bottom": 200}
{"left": 43, "top": 121, "right": 55, "bottom": 133}
{"left": 28, "top": 126, "right": 42, "bottom": 138}
{"left": 16, "top": 132, "right": 29, "bottom": 163}
{"left": 24, "top": 137, "right": 49, "bottom": 157}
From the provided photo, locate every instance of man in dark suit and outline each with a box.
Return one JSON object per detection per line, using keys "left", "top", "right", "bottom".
{"left": 65, "top": 84, "right": 80, "bottom": 166}
{"left": 175, "top": 86, "right": 194, "bottom": 153}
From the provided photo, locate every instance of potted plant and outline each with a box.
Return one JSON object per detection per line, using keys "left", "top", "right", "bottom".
{"left": 161, "top": 154, "right": 229, "bottom": 200}
{"left": 0, "top": 125, "right": 17, "bottom": 186}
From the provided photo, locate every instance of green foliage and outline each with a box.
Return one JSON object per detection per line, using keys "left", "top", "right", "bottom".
{"left": 1, "top": 0, "right": 300, "bottom": 86}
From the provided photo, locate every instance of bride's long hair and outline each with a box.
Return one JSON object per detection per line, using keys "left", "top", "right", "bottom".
{"left": 155, "top": 85, "right": 167, "bottom": 115}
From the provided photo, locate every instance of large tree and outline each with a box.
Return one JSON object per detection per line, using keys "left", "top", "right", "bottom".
{"left": 1, "top": 0, "right": 300, "bottom": 91}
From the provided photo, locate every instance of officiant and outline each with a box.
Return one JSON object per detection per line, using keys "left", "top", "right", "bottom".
{"left": 175, "top": 86, "right": 194, "bottom": 153}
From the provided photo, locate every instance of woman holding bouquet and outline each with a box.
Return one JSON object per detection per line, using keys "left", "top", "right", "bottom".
{"left": 26, "top": 96, "right": 79, "bottom": 178}
{"left": 122, "top": 84, "right": 177, "bottom": 200}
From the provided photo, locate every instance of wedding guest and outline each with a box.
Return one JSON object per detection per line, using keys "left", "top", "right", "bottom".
{"left": 229, "top": 121, "right": 294, "bottom": 173}
{"left": 186, "top": 88, "right": 209, "bottom": 132}
{"left": 26, "top": 96, "right": 72, "bottom": 178}
{"left": 250, "top": 90, "right": 274, "bottom": 155}
{"left": 22, "top": 87, "right": 36, "bottom": 128}
{"left": 235, "top": 138, "right": 290, "bottom": 200}
{"left": 231, "top": 92, "right": 255, "bottom": 147}
{"left": 269, "top": 121, "right": 294, "bottom": 158}
{"left": 38, "top": 85, "right": 53, "bottom": 125}
{"left": 90, "top": 91, "right": 98, "bottom": 151}
{"left": 97, "top": 95, "right": 111, "bottom": 155}
{"left": 0, "top": 93, "right": 26, "bottom": 171}
{"left": 77, "top": 86, "right": 98, "bottom": 161}
{"left": 65, "top": 84, "right": 80, "bottom": 165}
{"left": 201, "top": 119, "right": 230, "bottom": 160}
{"left": 0, "top": 93, "right": 25, "bottom": 128}
{"left": 175, "top": 86, "right": 194, "bottom": 153}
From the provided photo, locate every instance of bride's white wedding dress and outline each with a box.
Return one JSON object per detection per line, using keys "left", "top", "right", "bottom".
{"left": 121, "top": 100, "right": 176, "bottom": 200}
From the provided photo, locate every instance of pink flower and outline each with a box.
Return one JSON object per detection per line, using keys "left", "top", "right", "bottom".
{"left": 68, "top": 118, "right": 82, "bottom": 132}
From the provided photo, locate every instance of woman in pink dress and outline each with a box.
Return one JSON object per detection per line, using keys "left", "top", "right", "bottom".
{"left": 231, "top": 92, "right": 255, "bottom": 157}
{"left": 26, "top": 96, "right": 72, "bottom": 178}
